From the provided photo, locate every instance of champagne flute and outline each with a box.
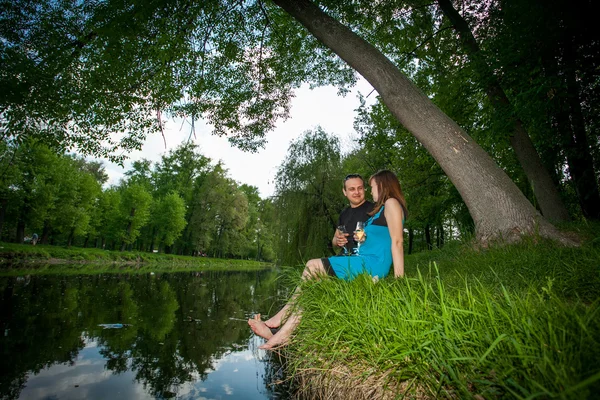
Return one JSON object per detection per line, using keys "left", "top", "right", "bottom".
{"left": 337, "top": 225, "right": 349, "bottom": 255}
{"left": 354, "top": 221, "right": 366, "bottom": 255}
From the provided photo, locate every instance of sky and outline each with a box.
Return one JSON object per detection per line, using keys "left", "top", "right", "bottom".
{"left": 100, "top": 78, "right": 375, "bottom": 199}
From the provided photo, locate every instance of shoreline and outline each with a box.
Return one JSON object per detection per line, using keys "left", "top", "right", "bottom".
{"left": 0, "top": 243, "right": 275, "bottom": 275}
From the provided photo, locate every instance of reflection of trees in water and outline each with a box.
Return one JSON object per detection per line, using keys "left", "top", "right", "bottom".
{"left": 260, "top": 350, "right": 297, "bottom": 399}
{"left": 0, "top": 275, "right": 86, "bottom": 399}
{"left": 0, "top": 269, "right": 284, "bottom": 399}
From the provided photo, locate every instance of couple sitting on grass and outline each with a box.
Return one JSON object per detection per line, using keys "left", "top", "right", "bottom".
{"left": 249, "top": 169, "right": 407, "bottom": 350}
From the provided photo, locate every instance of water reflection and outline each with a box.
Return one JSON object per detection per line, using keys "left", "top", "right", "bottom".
{"left": 0, "top": 269, "right": 290, "bottom": 399}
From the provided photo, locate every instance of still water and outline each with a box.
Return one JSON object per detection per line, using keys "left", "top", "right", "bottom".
{"left": 0, "top": 269, "right": 291, "bottom": 399}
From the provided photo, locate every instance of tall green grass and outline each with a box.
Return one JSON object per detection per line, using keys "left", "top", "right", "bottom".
{"left": 284, "top": 236, "right": 600, "bottom": 399}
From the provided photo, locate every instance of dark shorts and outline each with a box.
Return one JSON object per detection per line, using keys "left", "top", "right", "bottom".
{"left": 321, "top": 258, "right": 337, "bottom": 277}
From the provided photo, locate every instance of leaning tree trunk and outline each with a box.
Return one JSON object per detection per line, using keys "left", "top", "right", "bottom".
{"left": 273, "top": 0, "right": 572, "bottom": 244}
{"left": 436, "top": 0, "right": 570, "bottom": 223}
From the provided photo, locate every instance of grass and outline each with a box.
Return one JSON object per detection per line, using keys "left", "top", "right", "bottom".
{"left": 282, "top": 231, "right": 600, "bottom": 399}
{"left": 0, "top": 242, "right": 273, "bottom": 275}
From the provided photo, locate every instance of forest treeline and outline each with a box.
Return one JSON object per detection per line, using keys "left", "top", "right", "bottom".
{"left": 0, "top": 140, "right": 280, "bottom": 261}
{"left": 0, "top": 127, "right": 472, "bottom": 264}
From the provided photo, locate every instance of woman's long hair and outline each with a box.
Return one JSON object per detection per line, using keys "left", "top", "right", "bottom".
{"left": 368, "top": 170, "right": 408, "bottom": 218}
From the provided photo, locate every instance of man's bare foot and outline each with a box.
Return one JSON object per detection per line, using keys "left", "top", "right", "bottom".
{"left": 248, "top": 317, "right": 273, "bottom": 339}
{"left": 263, "top": 317, "right": 279, "bottom": 329}
{"left": 258, "top": 324, "right": 292, "bottom": 350}
{"left": 264, "top": 308, "right": 289, "bottom": 329}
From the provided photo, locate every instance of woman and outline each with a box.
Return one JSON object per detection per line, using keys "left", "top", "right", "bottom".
{"left": 249, "top": 170, "right": 407, "bottom": 349}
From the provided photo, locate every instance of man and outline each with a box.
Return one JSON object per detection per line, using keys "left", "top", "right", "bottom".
{"left": 332, "top": 174, "right": 374, "bottom": 254}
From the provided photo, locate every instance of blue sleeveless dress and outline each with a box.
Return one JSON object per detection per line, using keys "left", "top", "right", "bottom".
{"left": 326, "top": 206, "right": 393, "bottom": 281}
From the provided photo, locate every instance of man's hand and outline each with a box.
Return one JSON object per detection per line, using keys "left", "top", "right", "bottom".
{"left": 334, "top": 230, "right": 349, "bottom": 248}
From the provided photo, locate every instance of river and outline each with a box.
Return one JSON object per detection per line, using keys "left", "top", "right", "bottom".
{"left": 0, "top": 269, "right": 292, "bottom": 399}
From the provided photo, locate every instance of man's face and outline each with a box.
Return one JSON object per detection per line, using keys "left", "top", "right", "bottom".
{"left": 343, "top": 177, "right": 366, "bottom": 207}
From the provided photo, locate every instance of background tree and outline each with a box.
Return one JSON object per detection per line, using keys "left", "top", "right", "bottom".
{"left": 239, "top": 184, "right": 262, "bottom": 259}
{"left": 273, "top": 128, "right": 345, "bottom": 264}
{"left": 256, "top": 198, "right": 277, "bottom": 262}
{"left": 152, "top": 192, "right": 187, "bottom": 253}
{"left": 118, "top": 183, "right": 152, "bottom": 251}
{"left": 433, "top": 0, "right": 570, "bottom": 222}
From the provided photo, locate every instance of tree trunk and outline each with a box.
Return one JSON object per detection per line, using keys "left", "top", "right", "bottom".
{"left": 149, "top": 226, "right": 156, "bottom": 252}
{"left": 15, "top": 202, "right": 31, "bottom": 243}
{"left": 67, "top": 227, "right": 75, "bottom": 247}
{"left": 0, "top": 198, "right": 7, "bottom": 239}
{"left": 121, "top": 207, "right": 136, "bottom": 251}
{"left": 41, "top": 220, "right": 51, "bottom": 244}
{"left": 408, "top": 228, "right": 414, "bottom": 255}
{"left": 437, "top": 224, "right": 445, "bottom": 248}
{"left": 425, "top": 224, "right": 432, "bottom": 250}
{"left": 273, "top": 0, "right": 573, "bottom": 244}
{"left": 560, "top": 35, "right": 600, "bottom": 219}
{"left": 16, "top": 219, "right": 25, "bottom": 244}
{"left": 436, "top": 0, "right": 570, "bottom": 223}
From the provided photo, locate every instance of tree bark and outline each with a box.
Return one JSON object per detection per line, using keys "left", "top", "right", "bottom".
{"left": 425, "top": 224, "right": 432, "bottom": 250}
{"left": 67, "top": 227, "right": 75, "bottom": 247}
{"left": 273, "top": 0, "right": 573, "bottom": 244}
{"left": 560, "top": 36, "right": 600, "bottom": 219}
{"left": 15, "top": 203, "right": 31, "bottom": 243}
{"left": 436, "top": 0, "right": 570, "bottom": 223}
{"left": 41, "top": 220, "right": 51, "bottom": 244}
{"left": 16, "top": 219, "right": 25, "bottom": 244}
{"left": 0, "top": 198, "right": 7, "bottom": 240}
{"left": 149, "top": 226, "right": 156, "bottom": 252}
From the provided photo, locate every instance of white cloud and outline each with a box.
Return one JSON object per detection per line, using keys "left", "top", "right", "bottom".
{"left": 100, "top": 79, "right": 375, "bottom": 198}
{"left": 222, "top": 383, "right": 234, "bottom": 395}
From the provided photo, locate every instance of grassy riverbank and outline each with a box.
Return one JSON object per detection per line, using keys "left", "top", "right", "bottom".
{"left": 283, "top": 229, "right": 600, "bottom": 399}
{"left": 0, "top": 242, "right": 273, "bottom": 275}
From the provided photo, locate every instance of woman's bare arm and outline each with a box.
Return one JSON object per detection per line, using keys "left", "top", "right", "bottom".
{"left": 384, "top": 198, "right": 405, "bottom": 278}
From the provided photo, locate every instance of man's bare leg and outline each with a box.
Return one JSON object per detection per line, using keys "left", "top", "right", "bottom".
{"left": 251, "top": 258, "right": 327, "bottom": 347}
{"left": 263, "top": 303, "right": 291, "bottom": 328}
{"left": 263, "top": 259, "right": 326, "bottom": 328}
{"left": 259, "top": 313, "right": 301, "bottom": 350}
